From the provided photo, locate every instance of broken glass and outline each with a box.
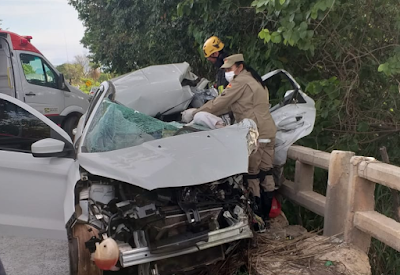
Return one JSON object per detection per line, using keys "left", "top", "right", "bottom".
{"left": 83, "top": 98, "right": 216, "bottom": 153}
{"left": 84, "top": 99, "right": 181, "bottom": 153}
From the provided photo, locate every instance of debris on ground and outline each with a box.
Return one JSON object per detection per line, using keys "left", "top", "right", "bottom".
{"left": 203, "top": 212, "right": 371, "bottom": 275}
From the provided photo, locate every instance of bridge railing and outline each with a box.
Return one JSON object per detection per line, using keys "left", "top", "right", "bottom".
{"left": 280, "top": 145, "right": 400, "bottom": 253}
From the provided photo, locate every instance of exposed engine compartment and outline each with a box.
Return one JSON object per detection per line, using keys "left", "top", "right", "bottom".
{"left": 73, "top": 173, "right": 252, "bottom": 273}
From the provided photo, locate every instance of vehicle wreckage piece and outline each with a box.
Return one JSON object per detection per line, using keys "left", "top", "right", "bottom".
{"left": 93, "top": 238, "right": 119, "bottom": 270}
{"left": 75, "top": 176, "right": 253, "bottom": 273}
{"left": 119, "top": 220, "right": 252, "bottom": 267}
{"left": 78, "top": 95, "right": 259, "bottom": 190}
{"left": 263, "top": 69, "right": 316, "bottom": 166}
{"left": 112, "top": 62, "right": 201, "bottom": 117}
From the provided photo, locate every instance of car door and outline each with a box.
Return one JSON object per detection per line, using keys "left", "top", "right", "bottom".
{"left": 17, "top": 52, "right": 66, "bottom": 116}
{"left": 0, "top": 93, "right": 74, "bottom": 240}
{"left": 262, "top": 69, "right": 316, "bottom": 166}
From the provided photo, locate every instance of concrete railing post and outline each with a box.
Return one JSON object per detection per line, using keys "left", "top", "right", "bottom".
{"left": 294, "top": 160, "right": 314, "bottom": 193}
{"left": 344, "top": 156, "right": 376, "bottom": 253}
{"left": 324, "top": 150, "right": 355, "bottom": 236}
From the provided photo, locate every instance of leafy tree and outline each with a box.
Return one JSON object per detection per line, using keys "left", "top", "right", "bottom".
{"left": 69, "top": 0, "right": 208, "bottom": 74}
{"left": 74, "top": 55, "right": 91, "bottom": 76}
{"left": 98, "top": 72, "right": 113, "bottom": 82}
{"left": 56, "top": 62, "right": 84, "bottom": 85}
{"left": 56, "top": 55, "right": 113, "bottom": 93}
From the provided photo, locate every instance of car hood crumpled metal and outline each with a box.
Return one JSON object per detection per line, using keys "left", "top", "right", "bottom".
{"left": 112, "top": 62, "right": 198, "bottom": 117}
{"left": 78, "top": 125, "right": 251, "bottom": 190}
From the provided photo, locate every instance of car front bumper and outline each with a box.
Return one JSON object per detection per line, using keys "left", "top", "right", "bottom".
{"left": 118, "top": 220, "right": 253, "bottom": 267}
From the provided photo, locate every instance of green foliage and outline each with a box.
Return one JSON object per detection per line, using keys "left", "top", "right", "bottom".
{"left": 79, "top": 78, "right": 101, "bottom": 94}
{"left": 251, "top": 0, "right": 321, "bottom": 51}
{"left": 69, "top": 0, "right": 205, "bottom": 74}
{"left": 56, "top": 55, "right": 113, "bottom": 94}
{"left": 56, "top": 63, "right": 84, "bottom": 85}
{"left": 378, "top": 49, "right": 400, "bottom": 76}
{"left": 70, "top": 0, "right": 400, "bottom": 273}
{"left": 98, "top": 72, "right": 113, "bottom": 83}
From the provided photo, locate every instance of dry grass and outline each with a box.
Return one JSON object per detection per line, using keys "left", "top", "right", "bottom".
{"left": 249, "top": 230, "right": 350, "bottom": 275}
{"left": 201, "top": 230, "right": 353, "bottom": 275}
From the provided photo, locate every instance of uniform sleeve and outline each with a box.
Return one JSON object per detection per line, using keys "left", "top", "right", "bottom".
{"left": 194, "top": 81, "right": 246, "bottom": 117}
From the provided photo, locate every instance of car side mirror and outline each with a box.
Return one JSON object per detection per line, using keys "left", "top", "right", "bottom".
{"left": 31, "top": 138, "right": 69, "bottom": 158}
{"left": 59, "top": 73, "right": 66, "bottom": 90}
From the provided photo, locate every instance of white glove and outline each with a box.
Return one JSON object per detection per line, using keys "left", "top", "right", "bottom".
{"left": 181, "top": 108, "right": 197, "bottom": 123}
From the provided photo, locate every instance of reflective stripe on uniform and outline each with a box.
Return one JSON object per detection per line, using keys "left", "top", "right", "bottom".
{"left": 218, "top": 85, "right": 224, "bottom": 94}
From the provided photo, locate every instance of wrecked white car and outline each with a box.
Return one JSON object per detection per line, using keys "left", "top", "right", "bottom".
{"left": 0, "top": 63, "right": 315, "bottom": 275}
{"left": 110, "top": 63, "right": 315, "bottom": 171}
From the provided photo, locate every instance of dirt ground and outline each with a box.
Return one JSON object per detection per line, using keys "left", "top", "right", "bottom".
{"left": 0, "top": 235, "right": 69, "bottom": 275}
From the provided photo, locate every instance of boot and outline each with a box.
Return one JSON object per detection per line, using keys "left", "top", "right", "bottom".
{"left": 261, "top": 191, "right": 274, "bottom": 227}
{"left": 253, "top": 196, "right": 264, "bottom": 219}
{"left": 252, "top": 196, "right": 266, "bottom": 233}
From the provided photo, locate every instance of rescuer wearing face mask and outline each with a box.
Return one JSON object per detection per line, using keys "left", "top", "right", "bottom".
{"left": 190, "top": 54, "right": 277, "bottom": 231}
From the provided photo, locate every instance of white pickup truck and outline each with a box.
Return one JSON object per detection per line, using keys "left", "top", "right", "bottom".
{"left": 0, "top": 29, "right": 89, "bottom": 137}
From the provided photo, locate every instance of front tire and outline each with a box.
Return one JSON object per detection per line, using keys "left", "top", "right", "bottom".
{"left": 63, "top": 115, "right": 80, "bottom": 139}
{"left": 69, "top": 224, "right": 103, "bottom": 275}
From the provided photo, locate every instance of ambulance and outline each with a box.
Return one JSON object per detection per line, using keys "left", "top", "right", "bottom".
{"left": 0, "top": 29, "right": 89, "bottom": 137}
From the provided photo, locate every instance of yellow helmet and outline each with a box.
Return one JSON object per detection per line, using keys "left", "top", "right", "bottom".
{"left": 203, "top": 36, "right": 225, "bottom": 58}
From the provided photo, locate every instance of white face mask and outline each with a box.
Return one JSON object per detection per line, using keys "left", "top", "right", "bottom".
{"left": 225, "top": 71, "right": 235, "bottom": 83}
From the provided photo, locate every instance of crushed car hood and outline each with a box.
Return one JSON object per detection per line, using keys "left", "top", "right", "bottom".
{"left": 78, "top": 125, "right": 250, "bottom": 190}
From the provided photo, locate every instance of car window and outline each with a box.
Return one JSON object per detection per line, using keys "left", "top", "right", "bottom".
{"left": 20, "top": 54, "right": 58, "bottom": 89}
{"left": 0, "top": 98, "right": 52, "bottom": 153}
{"left": 264, "top": 73, "right": 294, "bottom": 105}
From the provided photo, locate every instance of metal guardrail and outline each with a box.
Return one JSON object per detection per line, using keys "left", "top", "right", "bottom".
{"left": 280, "top": 145, "right": 400, "bottom": 253}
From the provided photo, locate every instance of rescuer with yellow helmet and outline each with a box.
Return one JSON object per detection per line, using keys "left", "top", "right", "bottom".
{"left": 203, "top": 36, "right": 229, "bottom": 94}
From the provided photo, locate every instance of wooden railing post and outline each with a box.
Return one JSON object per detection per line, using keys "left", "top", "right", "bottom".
{"left": 344, "top": 156, "right": 376, "bottom": 253}
{"left": 324, "top": 150, "right": 355, "bottom": 236}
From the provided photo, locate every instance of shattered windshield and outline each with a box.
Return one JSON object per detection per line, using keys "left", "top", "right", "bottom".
{"left": 82, "top": 98, "right": 185, "bottom": 153}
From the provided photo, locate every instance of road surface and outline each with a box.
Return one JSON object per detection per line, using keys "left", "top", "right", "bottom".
{"left": 0, "top": 235, "right": 69, "bottom": 275}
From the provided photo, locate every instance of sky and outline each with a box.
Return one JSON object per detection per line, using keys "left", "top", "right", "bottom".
{"left": 0, "top": 0, "right": 87, "bottom": 66}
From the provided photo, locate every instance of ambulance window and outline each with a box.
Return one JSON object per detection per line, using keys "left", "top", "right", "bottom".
{"left": 43, "top": 63, "right": 57, "bottom": 87}
{"left": 20, "top": 54, "right": 58, "bottom": 89}
{"left": 0, "top": 98, "right": 51, "bottom": 153}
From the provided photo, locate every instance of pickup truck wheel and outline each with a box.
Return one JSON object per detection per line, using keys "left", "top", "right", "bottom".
{"left": 63, "top": 115, "right": 80, "bottom": 139}
{"left": 69, "top": 224, "right": 103, "bottom": 275}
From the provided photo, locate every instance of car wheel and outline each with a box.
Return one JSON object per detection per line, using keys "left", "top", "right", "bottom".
{"left": 63, "top": 115, "right": 80, "bottom": 139}
{"left": 69, "top": 224, "right": 103, "bottom": 275}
